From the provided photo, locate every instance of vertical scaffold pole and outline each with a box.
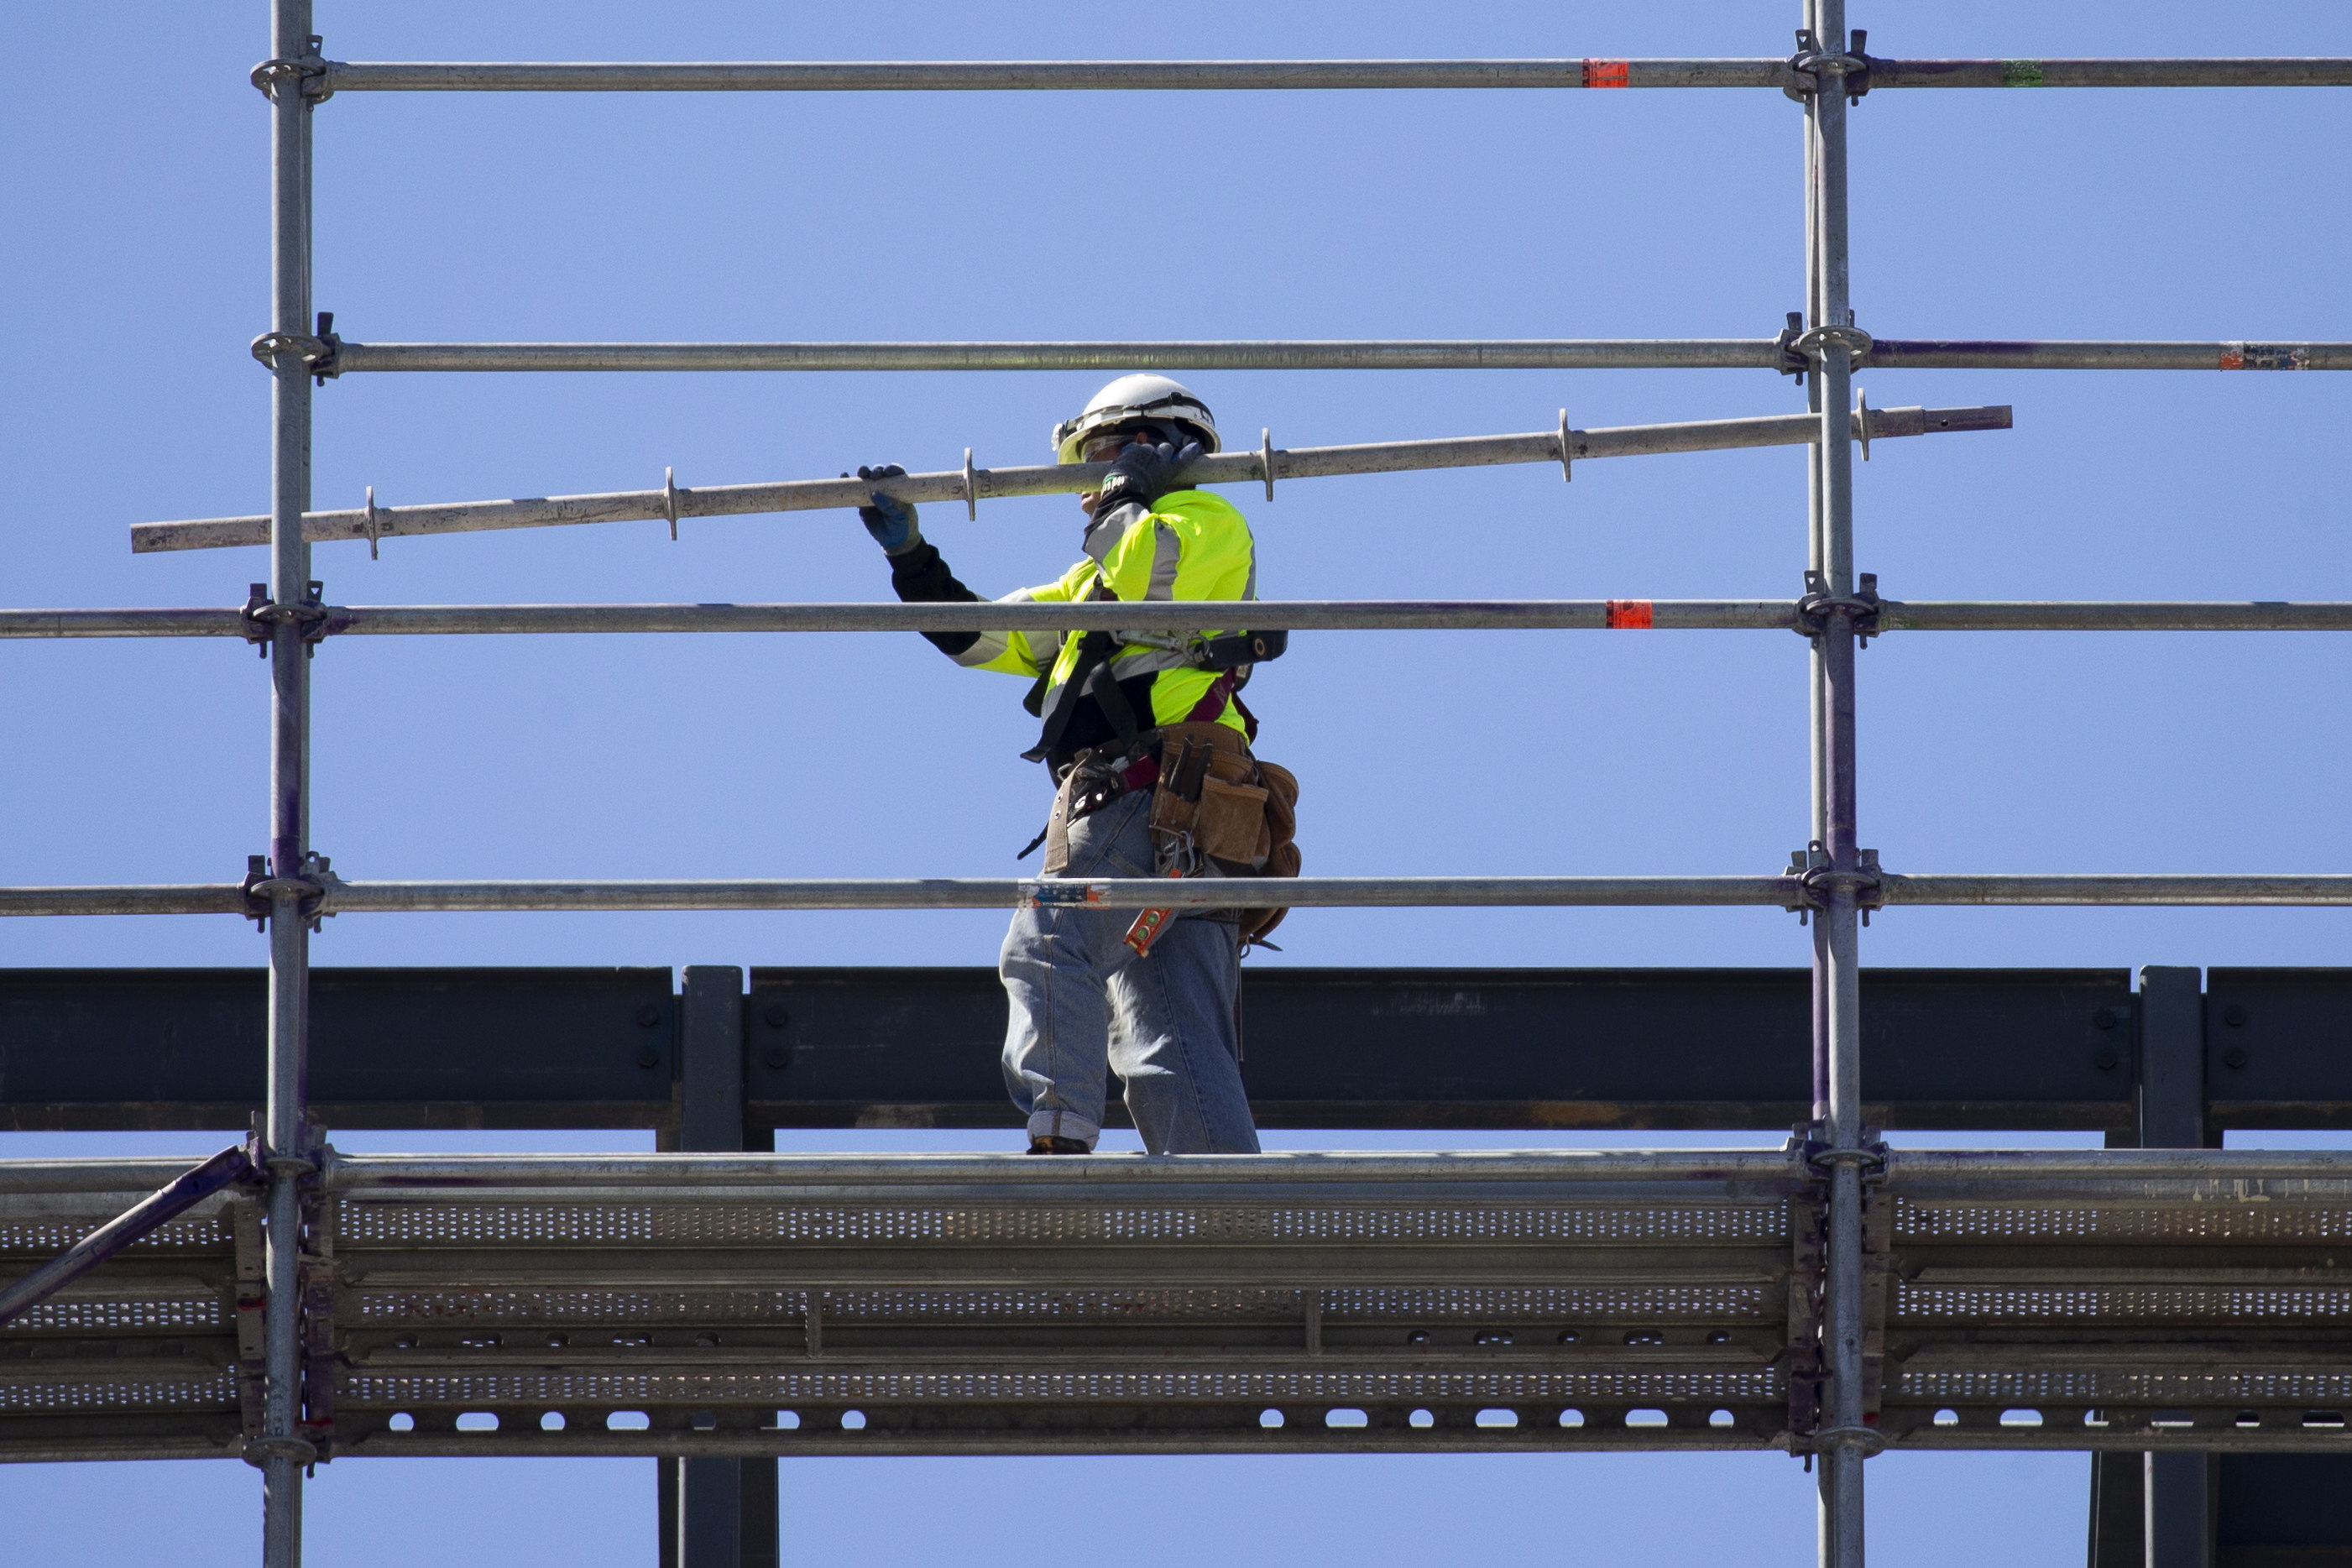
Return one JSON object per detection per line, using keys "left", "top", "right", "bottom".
{"left": 1799, "top": 18, "right": 1837, "bottom": 1567}
{"left": 1806, "top": 5, "right": 1871, "bottom": 1568}
{"left": 257, "top": 1, "right": 317, "bottom": 1563}
{"left": 1802, "top": 0, "right": 1832, "bottom": 1133}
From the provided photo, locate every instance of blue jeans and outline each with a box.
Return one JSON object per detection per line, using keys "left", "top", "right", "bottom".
{"left": 1000, "top": 790, "right": 1261, "bottom": 1154}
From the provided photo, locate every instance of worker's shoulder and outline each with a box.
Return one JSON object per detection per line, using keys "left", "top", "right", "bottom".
{"left": 1152, "top": 489, "right": 1249, "bottom": 531}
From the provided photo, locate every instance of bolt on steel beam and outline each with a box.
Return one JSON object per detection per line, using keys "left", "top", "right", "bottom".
{"left": 316, "top": 337, "right": 2351, "bottom": 374}
{"left": 308, "top": 57, "right": 2352, "bottom": 94}
{"left": 127, "top": 405, "right": 2011, "bottom": 554}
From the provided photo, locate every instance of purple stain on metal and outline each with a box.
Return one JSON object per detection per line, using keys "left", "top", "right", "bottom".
{"left": 1867, "top": 341, "right": 2044, "bottom": 366}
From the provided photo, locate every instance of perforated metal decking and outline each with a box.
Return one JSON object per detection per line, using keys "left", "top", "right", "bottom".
{"left": 8, "top": 1151, "right": 2352, "bottom": 1465}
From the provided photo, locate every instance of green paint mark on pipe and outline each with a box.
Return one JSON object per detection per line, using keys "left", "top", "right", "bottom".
{"left": 2001, "top": 60, "right": 2046, "bottom": 88}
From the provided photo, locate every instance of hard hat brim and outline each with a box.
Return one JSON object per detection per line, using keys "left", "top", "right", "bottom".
{"left": 1053, "top": 384, "right": 1222, "bottom": 465}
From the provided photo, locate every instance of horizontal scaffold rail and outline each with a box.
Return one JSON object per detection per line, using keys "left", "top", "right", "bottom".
{"left": 13, "top": 874, "right": 2352, "bottom": 917}
{"left": 128, "top": 405, "right": 2009, "bottom": 553}
{"left": 326, "top": 338, "right": 2352, "bottom": 374}
{"left": 9, "top": 1147, "right": 2352, "bottom": 1462}
{"left": 313, "top": 58, "right": 2352, "bottom": 93}
{"left": 18, "top": 601, "right": 2352, "bottom": 639}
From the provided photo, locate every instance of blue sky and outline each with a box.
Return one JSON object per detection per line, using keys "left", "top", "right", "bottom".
{"left": 4, "top": 1, "right": 2350, "bottom": 1562}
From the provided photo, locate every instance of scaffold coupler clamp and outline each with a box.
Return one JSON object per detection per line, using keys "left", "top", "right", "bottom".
{"left": 1774, "top": 312, "right": 1809, "bottom": 384}
{"left": 1784, "top": 27, "right": 1875, "bottom": 103}
{"left": 250, "top": 311, "right": 342, "bottom": 383}
{"left": 1781, "top": 844, "right": 1886, "bottom": 925}
{"left": 1801, "top": 1124, "right": 1891, "bottom": 1185}
{"left": 240, "top": 580, "right": 334, "bottom": 656}
{"left": 249, "top": 35, "right": 333, "bottom": 103}
{"left": 1795, "top": 569, "right": 1883, "bottom": 645}
{"left": 241, "top": 851, "right": 338, "bottom": 933}
{"left": 1788, "top": 320, "right": 1874, "bottom": 372}
{"left": 1811, "top": 1422, "right": 1888, "bottom": 1459}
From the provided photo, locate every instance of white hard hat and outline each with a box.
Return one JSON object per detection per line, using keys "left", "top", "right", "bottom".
{"left": 1052, "top": 374, "right": 1221, "bottom": 465}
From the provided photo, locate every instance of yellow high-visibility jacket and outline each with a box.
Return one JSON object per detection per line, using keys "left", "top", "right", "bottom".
{"left": 939, "top": 489, "right": 1256, "bottom": 737}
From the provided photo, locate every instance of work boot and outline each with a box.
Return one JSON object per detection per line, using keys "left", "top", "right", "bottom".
{"left": 1026, "top": 1136, "right": 1091, "bottom": 1155}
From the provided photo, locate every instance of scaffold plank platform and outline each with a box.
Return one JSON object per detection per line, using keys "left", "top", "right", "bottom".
{"left": 8, "top": 1151, "right": 2349, "bottom": 1463}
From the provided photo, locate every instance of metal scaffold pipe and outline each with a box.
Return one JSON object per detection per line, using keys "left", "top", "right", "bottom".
{"left": 1881, "top": 874, "right": 2352, "bottom": 905}
{"left": 1801, "top": 9, "right": 1870, "bottom": 1565}
{"left": 10, "top": 873, "right": 2352, "bottom": 917}
{"left": 321, "top": 337, "right": 2352, "bottom": 374}
{"left": 252, "top": 1, "right": 319, "bottom": 1561}
{"left": 128, "top": 405, "right": 2010, "bottom": 554}
{"left": 24, "top": 599, "right": 2352, "bottom": 640}
{"left": 299, "top": 1146, "right": 2352, "bottom": 1196}
{"left": 312, "top": 57, "right": 2352, "bottom": 93}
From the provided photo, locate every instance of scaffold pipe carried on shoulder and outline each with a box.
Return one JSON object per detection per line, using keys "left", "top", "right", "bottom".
{"left": 128, "top": 404, "right": 2010, "bottom": 553}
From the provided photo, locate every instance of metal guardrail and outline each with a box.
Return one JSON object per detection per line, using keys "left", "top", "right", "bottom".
{"left": 311, "top": 58, "right": 2352, "bottom": 94}
{"left": 15, "top": 600, "right": 2352, "bottom": 639}
{"left": 10, "top": 874, "right": 2352, "bottom": 917}
{"left": 323, "top": 337, "right": 2352, "bottom": 374}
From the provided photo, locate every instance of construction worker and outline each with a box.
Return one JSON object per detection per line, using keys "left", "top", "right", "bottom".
{"left": 855, "top": 375, "right": 1267, "bottom": 1156}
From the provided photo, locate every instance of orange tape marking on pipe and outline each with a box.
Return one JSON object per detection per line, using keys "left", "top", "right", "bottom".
{"left": 1582, "top": 59, "right": 1631, "bottom": 89}
{"left": 1605, "top": 600, "right": 1654, "bottom": 629}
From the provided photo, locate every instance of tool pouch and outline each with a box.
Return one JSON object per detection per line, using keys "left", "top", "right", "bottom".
{"left": 1142, "top": 724, "right": 1302, "bottom": 945}
{"left": 1239, "top": 761, "right": 1301, "bottom": 945}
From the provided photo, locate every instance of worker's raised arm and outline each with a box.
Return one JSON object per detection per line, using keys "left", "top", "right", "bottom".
{"left": 857, "top": 462, "right": 1064, "bottom": 675}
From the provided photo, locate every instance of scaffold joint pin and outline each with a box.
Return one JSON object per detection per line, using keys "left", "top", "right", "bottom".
{"left": 1794, "top": 570, "right": 1883, "bottom": 640}
{"left": 1809, "top": 1423, "right": 1888, "bottom": 1457}
{"left": 241, "top": 852, "right": 337, "bottom": 931}
{"left": 242, "top": 1433, "right": 320, "bottom": 1470}
{"left": 249, "top": 330, "right": 338, "bottom": 379}
{"left": 1784, "top": 29, "right": 1873, "bottom": 102}
{"left": 248, "top": 39, "right": 332, "bottom": 104}
{"left": 1783, "top": 844, "right": 1887, "bottom": 914}
{"left": 1790, "top": 321, "right": 1874, "bottom": 366}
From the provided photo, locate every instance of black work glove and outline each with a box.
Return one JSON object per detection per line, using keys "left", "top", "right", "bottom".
{"left": 852, "top": 463, "right": 923, "bottom": 555}
{"left": 1093, "top": 440, "right": 1202, "bottom": 515}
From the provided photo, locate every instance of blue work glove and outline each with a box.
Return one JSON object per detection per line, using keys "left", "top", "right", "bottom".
{"left": 1093, "top": 440, "right": 1202, "bottom": 515}
{"left": 854, "top": 463, "right": 923, "bottom": 555}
